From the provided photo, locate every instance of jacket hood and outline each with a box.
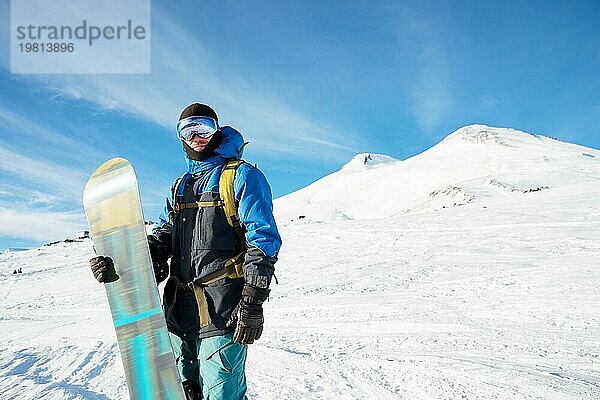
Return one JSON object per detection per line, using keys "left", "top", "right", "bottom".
{"left": 185, "top": 126, "right": 246, "bottom": 174}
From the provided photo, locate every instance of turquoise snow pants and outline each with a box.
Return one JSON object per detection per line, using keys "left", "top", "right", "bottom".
{"left": 171, "top": 332, "right": 248, "bottom": 400}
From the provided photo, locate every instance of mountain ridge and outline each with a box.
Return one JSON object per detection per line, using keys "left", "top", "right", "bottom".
{"left": 274, "top": 124, "right": 600, "bottom": 222}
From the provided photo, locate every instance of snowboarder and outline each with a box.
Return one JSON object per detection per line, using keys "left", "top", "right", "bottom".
{"left": 90, "top": 103, "right": 282, "bottom": 400}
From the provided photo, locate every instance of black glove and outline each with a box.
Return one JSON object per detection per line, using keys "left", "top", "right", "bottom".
{"left": 147, "top": 234, "right": 170, "bottom": 283}
{"left": 227, "top": 284, "right": 270, "bottom": 345}
{"left": 182, "top": 379, "right": 202, "bottom": 400}
{"left": 89, "top": 256, "right": 119, "bottom": 283}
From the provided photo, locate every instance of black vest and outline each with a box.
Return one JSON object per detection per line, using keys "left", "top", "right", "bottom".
{"left": 163, "top": 173, "right": 245, "bottom": 340}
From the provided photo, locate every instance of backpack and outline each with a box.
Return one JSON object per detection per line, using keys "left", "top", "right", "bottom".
{"left": 172, "top": 159, "right": 246, "bottom": 242}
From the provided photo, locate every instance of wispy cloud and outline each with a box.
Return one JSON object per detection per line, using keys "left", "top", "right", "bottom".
{"left": 0, "top": 99, "right": 173, "bottom": 245}
{"left": 0, "top": 115, "right": 90, "bottom": 244}
{"left": 0, "top": 141, "right": 87, "bottom": 199}
{"left": 0, "top": 181, "right": 64, "bottom": 208}
{"left": 481, "top": 95, "right": 503, "bottom": 112}
{"left": 0, "top": 207, "right": 84, "bottom": 241}
{"left": 0, "top": 4, "right": 371, "bottom": 248}
{"left": 14, "top": 9, "right": 363, "bottom": 164}
{"left": 409, "top": 61, "right": 452, "bottom": 133}
{"left": 391, "top": 7, "right": 454, "bottom": 134}
{"left": 0, "top": 102, "right": 102, "bottom": 164}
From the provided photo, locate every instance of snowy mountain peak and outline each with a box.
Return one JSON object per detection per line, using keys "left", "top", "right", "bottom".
{"left": 275, "top": 124, "right": 600, "bottom": 223}
{"left": 341, "top": 153, "right": 399, "bottom": 172}
{"left": 441, "top": 124, "right": 535, "bottom": 146}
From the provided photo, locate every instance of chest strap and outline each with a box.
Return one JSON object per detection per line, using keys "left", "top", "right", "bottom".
{"left": 173, "top": 200, "right": 224, "bottom": 211}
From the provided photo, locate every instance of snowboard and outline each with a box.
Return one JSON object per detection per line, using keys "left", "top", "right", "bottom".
{"left": 83, "top": 157, "right": 185, "bottom": 400}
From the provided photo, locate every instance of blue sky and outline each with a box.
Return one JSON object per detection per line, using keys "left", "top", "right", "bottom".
{"left": 0, "top": 0, "right": 599, "bottom": 251}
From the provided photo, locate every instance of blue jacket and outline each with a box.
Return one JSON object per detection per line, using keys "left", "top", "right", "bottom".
{"left": 153, "top": 126, "right": 281, "bottom": 339}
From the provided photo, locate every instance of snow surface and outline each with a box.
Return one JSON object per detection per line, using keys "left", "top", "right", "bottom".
{"left": 1, "top": 125, "right": 599, "bottom": 399}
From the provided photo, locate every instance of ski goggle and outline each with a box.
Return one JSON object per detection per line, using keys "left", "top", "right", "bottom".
{"left": 176, "top": 116, "right": 218, "bottom": 140}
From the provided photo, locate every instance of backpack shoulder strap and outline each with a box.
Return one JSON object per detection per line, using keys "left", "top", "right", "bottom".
{"left": 171, "top": 172, "right": 191, "bottom": 209}
{"left": 219, "top": 159, "right": 245, "bottom": 233}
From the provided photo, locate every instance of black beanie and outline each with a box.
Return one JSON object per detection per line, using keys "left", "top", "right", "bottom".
{"left": 179, "top": 103, "right": 218, "bottom": 123}
{"left": 178, "top": 103, "right": 222, "bottom": 161}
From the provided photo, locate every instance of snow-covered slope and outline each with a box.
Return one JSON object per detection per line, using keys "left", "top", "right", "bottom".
{"left": 275, "top": 125, "right": 600, "bottom": 222}
{"left": 1, "top": 125, "right": 599, "bottom": 399}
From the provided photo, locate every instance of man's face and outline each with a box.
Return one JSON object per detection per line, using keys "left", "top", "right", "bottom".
{"left": 184, "top": 134, "right": 213, "bottom": 152}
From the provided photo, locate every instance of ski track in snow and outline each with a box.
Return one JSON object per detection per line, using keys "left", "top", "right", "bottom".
{"left": 1, "top": 126, "right": 600, "bottom": 399}
{"left": 0, "top": 241, "right": 128, "bottom": 400}
{"left": 250, "top": 182, "right": 599, "bottom": 399}
{"left": 2, "top": 186, "right": 598, "bottom": 399}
